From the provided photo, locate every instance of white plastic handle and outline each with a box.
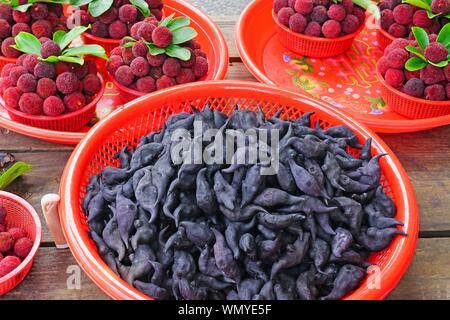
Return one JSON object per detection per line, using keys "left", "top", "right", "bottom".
{"left": 41, "top": 194, "right": 68, "bottom": 249}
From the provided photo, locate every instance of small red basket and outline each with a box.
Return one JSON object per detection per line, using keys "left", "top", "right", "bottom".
{"left": 272, "top": 10, "right": 365, "bottom": 58}
{"left": 0, "top": 191, "right": 41, "bottom": 296}
{"left": 0, "top": 56, "right": 18, "bottom": 74}
{"left": 377, "top": 28, "right": 394, "bottom": 51}
{"left": 377, "top": 68, "right": 450, "bottom": 119}
{"left": 2, "top": 74, "right": 105, "bottom": 132}
{"left": 81, "top": 33, "right": 119, "bottom": 56}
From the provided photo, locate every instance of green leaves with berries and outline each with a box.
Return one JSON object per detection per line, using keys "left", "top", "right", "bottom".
{"left": 122, "top": 14, "right": 198, "bottom": 61}
{"left": 405, "top": 25, "right": 450, "bottom": 71}
{"left": 0, "top": 0, "right": 69, "bottom": 12}
{"left": 11, "top": 25, "right": 108, "bottom": 65}
{"left": 70, "top": 0, "right": 151, "bottom": 17}
{"left": 402, "top": 0, "right": 450, "bottom": 19}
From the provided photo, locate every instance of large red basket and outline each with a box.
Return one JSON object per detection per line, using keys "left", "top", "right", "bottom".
{"left": 2, "top": 74, "right": 105, "bottom": 132}
{"left": 59, "top": 81, "right": 419, "bottom": 300}
{"left": 377, "top": 68, "right": 450, "bottom": 119}
{"left": 272, "top": 10, "right": 366, "bottom": 58}
{"left": 0, "top": 191, "right": 42, "bottom": 296}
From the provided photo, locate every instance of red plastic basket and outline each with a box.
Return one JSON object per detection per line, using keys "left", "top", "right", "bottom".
{"left": 2, "top": 74, "right": 105, "bottom": 132}
{"left": 377, "top": 68, "right": 450, "bottom": 119}
{"left": 81, "top": 33, "right": 119, "bottom": 56}
{"left": 377, "top": 28, "right": 394, "bottom": 52}
{"left": 272, "top": 10, "right": 366, "bottom": 58}
{"left": 0, "top": 56, "right": 18, "bottom": 74}
{"left": 59, "top": 81, "right": 419, "bottom": 300}
{"left": 0, "top": 191, "right": 42, "bottom": 296}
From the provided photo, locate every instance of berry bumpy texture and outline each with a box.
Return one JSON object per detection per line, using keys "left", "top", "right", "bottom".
{"left": 379, "top": 38, "right": 450, "bottom": 101}
{"left": 106, "top": 19, "right": 209, "bottom": 94}
{"left": 274, "top": 0, "right": 366, "bottom": 37}
{"left": 380, "top": 0, "right": 447, "bottom": 40}
{"left": 67, "top": 1, "right": 164, "bottom": 39}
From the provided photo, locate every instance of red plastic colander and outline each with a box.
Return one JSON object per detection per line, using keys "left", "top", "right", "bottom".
{"left": 59, "top": 81, "right": 418, "bottom": 300}
{"left": 272, "top": 10, "right": 366, "bottom": 58}
{"left": 0, "top": 56, "right": 17, "bottom": 74}
{"left": 0, "top": 191, "right": 42, "bottom": 296}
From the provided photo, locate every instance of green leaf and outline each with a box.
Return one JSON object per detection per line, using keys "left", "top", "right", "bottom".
{"left": 0, "top": 162, "right": 32, "bottom": 190}
{"left": 71, "top": 0, "right": 93, "bottom": 7}
{"left": 172, "top": 27, "right": 197, "bottom": 45}
{"left": 122, "top": 42, "right": 135, "bottom": 48}
{"left": 52, "top": 30, "right": 66, "bottom": 46}
{"left": 429, "top": 60, "right": 449, "bottom": 67}
{"left": 402, "top": 0, "right": 431, "bottom": 11}
{"left": 165, "top": 44, "right": 191, "bottom": 61}
{"left": 445, "top": 13, "right": 450, "bottom": 19}
{"left": 159, "top": 13, "right": 175, "bottom": 27}
{"left": 12, "top": 32, "right": 42, "bottom": 56}
{"left": 129, "top": 0, "right": 150, "bottom": 17}
{"left": 14, "top": 3, "right": 33, "bottom": 12}
{"left": 411, "top": 26, "right": 429, "bottom": 50}
{"left": 405, "top": 57, "right": 427, "bottom": 71}
{"left": 58, "top": 25, "right": 90, "bottom": 50}
{"left": 437, "top": 23, "right": 450, "bottom": 48}
{"left": 427, "top": 11, "right": 442, "bottom": 19}
{"left": 167, "top": 17, "right": 190, "bottom": 31}
{"left": 147, "top": 44, "right": 166, "bottom": 56}
{"left": 58, "top": 55, "right": 85, "bottom": 65}
{"left": 405, "top": 44, "right": 427, "bottom": 61}
{"left": 63, "top": 44, "right": 108, "bottom": 60}
{"left": 40, "top": 56, "right": 60, "bottom": 63}
{"left": 88, "top": 0, "right": 113, "bottom": 17}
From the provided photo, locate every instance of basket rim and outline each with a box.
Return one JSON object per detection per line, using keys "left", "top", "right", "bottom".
{"left": 271, "top": 10, "right": 366, "bottom": 43}
{"left": 82, "top": 32, "right": 122, "bottom": 45}
{"left": 0, "top": 190, "right": 42, "bottom": 285}
{"left": 59, "top": 80, "right": 419, "bottom": 300}
{"left": 0, "top": 55, "right": 19, "bottom": 64}
{"left": 377, "top": 27, "right": 396, "bottom": 43}
{"left": 376, "top": 67, "right": 450, "bottom": 107}
{"left": 2, "top": 73, "right": 106, "bottom": 121}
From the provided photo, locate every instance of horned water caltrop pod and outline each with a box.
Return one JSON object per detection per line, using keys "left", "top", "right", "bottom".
{"left": 83, "top": 104, "right": 406, "bottom": 300}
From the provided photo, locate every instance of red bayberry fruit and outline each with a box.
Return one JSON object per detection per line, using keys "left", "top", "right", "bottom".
{"left": 19, "top": 92, "right": 43, "bottom": 115}
{"left": 115, "top": 65, "right": 134, "bottom": 86}
{"left": 43, "top": 96, "right": 65, "bottom": 116}
{"left": 322, "top": 20, "right": 341, "bottom": 38}
{"left": 56, "top": 72, "right": 79, "bottom": 94}
{"left": 64, "top": 92, "right": 86, "bottom": 112}
{"left": 36, "top": 78, "right": 57, "bottom": 99}
{"left": 384, "top": 68, "right": 405, "bottom": 87}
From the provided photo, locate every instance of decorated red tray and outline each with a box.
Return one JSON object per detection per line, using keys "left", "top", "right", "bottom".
{"left": 235, "top": 0, "right": 450, "bottom": 133}
{"left": 0, "top": 0, "right": 228, "bottom": 145}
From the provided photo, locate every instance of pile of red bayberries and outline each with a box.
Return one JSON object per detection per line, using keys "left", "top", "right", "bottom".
{"left": 0, "top": 206, "right": 34, "bottom": 278}
{"left": 0, "top": 2, "right": 67, "bottom": 59}
{"left": 0, "top": 40, "right": 103, "bottom": 117}
{"left": 67, "top": 0, "right": 164, "bottom": 39}
{"left": 107, "top": 21, "right": 209, "bottom": 92}
{"left": 273, "top": 0, "right": 366, "bottom": 38}
{"left": 378, "top": 37, "right": 450, "bottom": 101}
{"left": 379, "top": 0, "right": 449, "bottom": 39}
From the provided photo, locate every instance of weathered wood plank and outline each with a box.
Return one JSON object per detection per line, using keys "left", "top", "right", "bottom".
{"left": 2, "top": 248, "right": 108, "bottom": 300}
{"left": 2, "top": 238, "right": 449, "bottom": 300}
{"left": 0, "top": 128, "right": 75, "bottom": 152}
{"left": 215, "top": 17, "right": 239, "bottom": 59}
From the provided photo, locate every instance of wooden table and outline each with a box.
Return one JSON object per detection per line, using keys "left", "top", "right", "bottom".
{"left": 1, "top": 16, "right": 450, "bottom": 300}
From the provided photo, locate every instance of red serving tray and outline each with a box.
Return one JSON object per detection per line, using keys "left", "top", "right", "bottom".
{"left": 235, "top": 0, "right": 450, "bottom": 133}
{"left": 0, "top": 0, "right": 228, "bottom": 145}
